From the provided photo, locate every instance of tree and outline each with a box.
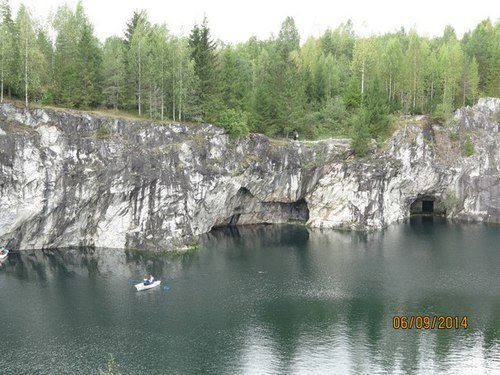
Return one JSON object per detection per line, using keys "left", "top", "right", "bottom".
{"left": 77, "top": 20, "right": 102, "bottom": 107}
{"left": 277, "top": 16, "right": 300, "bottom": 56}
{"left": 52, "top": 1, "right": 101, "bottom": 108}
{"left": 170, "top": 36, "right": 200, "bottom": 121}
{"left": 251, "top": 47, "right": 276, "bottom": 133}
{"left": 143, "top": 24, "right": 168, "bottom": 119}
{"left": 265, "top": 17, "right": 305, "bottom": 136}
{"left": 364, "top": 77, "right": 390, "bottom": 139}
{"left": 0, "top": 0, "right": 15, "bottom": 102}
{"left": 218, "top": 45, "right": 251, "bottom": 110}
{"left": 16, "top": 4, "right": 39, "bottom": 106}
{"left": 102, "top": 37, "right": 126, "bottom": 109}
{"left": 382, "top": 36, "right": 404, "bottom": 105}
{"left": 464, "top": 19, "right": 494, "bottom": 93}
{"left": 352, "top": 37, "right": 376, "bottom": 96}
{"left": 188, "top": 17, "right": 220, "bottom": 120}
{"left": 460, "top": 57, "right": 479, "bottom": 106}
{"left": 216, "top": 108, "right": 249, "bottom": 137}
{"left": 436, "top": 38, "right": 463, "bottom": 117}
{"left": 406, "top": 29, "right": 425, "bottom": 112}
{"left": 124, "top": 10, "right": 147, "bottom": 49}
{"left": 301, "top": 38, "right": 341, "bottom": 108}
{"left": 350, "top": 109, "right": 370, "bottom": 157}
{"left": 127, "top": 13, "right": 151, "bottom": 116}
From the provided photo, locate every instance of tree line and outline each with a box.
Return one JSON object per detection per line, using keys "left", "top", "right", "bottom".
{"left": 0, "top": 0, "right": 499, "bottom": 148}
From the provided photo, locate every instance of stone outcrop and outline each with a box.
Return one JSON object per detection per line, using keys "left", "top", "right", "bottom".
{"left": 0, "top": 98, "right": 498, "bottom": 251}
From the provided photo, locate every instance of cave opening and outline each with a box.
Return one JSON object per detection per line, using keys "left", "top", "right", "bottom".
{"left": 422, "top": 200, "right": 434, "bottom": 213}
{"left": 212, "top": 188, "right": 309, "bottom": 229}
{"left": 410, "top": 196, "right": 444, "bottom": 216}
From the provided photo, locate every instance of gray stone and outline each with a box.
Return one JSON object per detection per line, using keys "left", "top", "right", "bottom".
{"left": 0, "top": 98, "right": 499, "bottom": 251}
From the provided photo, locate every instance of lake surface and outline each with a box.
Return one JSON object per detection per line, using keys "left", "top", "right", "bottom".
{"left": 1, "top": 217, "right": 499, "bottom": 374}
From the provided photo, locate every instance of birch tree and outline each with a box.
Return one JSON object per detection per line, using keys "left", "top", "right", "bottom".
{"left": 16, "top": 5, "right": 37, "bottom": 106}
{"left": 102, "top": 37, "right": 126, "bottom": 109}
{"left": 128, "top": 15, "right": 151, "bottom": 116}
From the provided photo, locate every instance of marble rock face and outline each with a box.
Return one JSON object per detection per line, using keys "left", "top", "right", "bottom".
{"left": 0, "top": 98, "right": 498, "bottom": 250}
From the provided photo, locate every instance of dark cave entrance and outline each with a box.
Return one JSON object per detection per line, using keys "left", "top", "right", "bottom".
{"left": 422, "top": 200, "right": 434, "bottom": 213}
{"left": 410, "top": 196, "right": 444, "bottom": 215}
{"left": 212, "top": 187, "right": 309, "bottom": 228}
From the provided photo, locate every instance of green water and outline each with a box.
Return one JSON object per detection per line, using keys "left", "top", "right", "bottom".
{"left": 0, "top": 217, "right": 499, "bottom": 374}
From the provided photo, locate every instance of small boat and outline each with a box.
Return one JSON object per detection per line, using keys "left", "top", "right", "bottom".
{"left": 0, "top": 248, "right": 8, "bottom": 262}
{"left": 134, "top": 280, "right": 161, "bottom": 291}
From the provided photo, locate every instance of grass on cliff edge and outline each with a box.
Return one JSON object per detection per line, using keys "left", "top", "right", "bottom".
{"left": 3, "top": 99, "right": 201, "bottom": 126}
{"left": 3, "top": 99, "right": 416, "bottom": 149}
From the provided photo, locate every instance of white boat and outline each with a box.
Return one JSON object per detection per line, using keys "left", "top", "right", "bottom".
{"left": 134, "top": 280, "right": 161, "bottom": 291}
{"left": 0, "top": 248, "right": 8, "bottom": 262}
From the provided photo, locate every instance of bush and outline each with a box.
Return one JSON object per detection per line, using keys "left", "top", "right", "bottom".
{"left": 434, "top": 102, "right": 453, "bottom": 122}
{"left": 320, "top": 96, "right": 348, "bottom": 135}
{"left": 97, "top": 124, "right": 110, "bottom": 138}
{"left": 216, "top": 108, "right": 249, "bottom": 138}
{"left": 463, "top": 136, "right": 474, "bottom": 157}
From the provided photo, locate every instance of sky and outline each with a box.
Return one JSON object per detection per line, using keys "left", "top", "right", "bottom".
{"left": 8, "top": 0, "right": 500, "bottom": 44}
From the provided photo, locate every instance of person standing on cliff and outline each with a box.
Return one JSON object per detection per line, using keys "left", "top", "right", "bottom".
{"left": 293, "top": 131, "right": 299, "bottom": 141}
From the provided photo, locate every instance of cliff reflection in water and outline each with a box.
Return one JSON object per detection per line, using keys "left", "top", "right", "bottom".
{"left": 0, "top": 221, "right": 499, "bottom": 374}
{"left": 3, "top": 247, "right": 193, "bottom": 283}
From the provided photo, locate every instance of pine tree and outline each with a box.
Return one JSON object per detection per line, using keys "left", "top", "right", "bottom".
{"left": 188, "top": 17, "right": 220, "bottom": 120}
{"left": 124, "top": 10, "right": 147, "bottom": 49}
{"left": 52, "top": 1, "right": 101, "bottom": 108}
{"left": 364, "top": 77, "right": 390, "bottom": 139}
{"left": 78, "top": 21, "right": 102, "bottom": 107}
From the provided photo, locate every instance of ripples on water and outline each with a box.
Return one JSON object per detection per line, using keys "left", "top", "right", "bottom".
{"left": 0, "top": 217, "right": 499, "bottom": 374}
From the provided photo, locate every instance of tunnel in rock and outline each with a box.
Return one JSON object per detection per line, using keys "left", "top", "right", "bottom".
{"left": 410, "top": 195, "right": 445, "bottom": 215}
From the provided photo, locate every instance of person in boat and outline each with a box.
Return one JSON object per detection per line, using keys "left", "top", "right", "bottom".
{"left": 144, "top": 275, "right": 154, "bottom": 286}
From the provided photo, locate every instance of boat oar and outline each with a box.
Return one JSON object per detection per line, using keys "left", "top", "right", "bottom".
{"left": 128, "top": 278, "right": 144, "bottom": 284}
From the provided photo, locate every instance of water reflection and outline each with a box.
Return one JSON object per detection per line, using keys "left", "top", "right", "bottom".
{"left": 0, "top": 222, "right": 499, "bottom": 374}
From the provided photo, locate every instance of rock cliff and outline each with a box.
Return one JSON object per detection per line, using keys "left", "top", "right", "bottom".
{"left": 0, "top": 98, "right": 498, "bottom": 250}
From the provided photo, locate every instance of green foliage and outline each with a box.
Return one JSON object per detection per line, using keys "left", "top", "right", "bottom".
{"left": 99, "top": 354, "right": 122, "bottom": 375}
{"left": 343, "top": 77, "right": 362, "bottom": 109}
{"left": 463, "top": 136, "right": 474, "bottom": 157}
{"left": 350, "top": 109, "right": 371, "bottom": 157}
{"left": 52, "top": 2, "right": 102, "bottom": 108}
{"left": 0, "top": 0, "right": 16, "bottom": 103}
{"left": 15, "top": 4, "right": 42, "bottom": 106}
{"left": 299, "top": 96, "right": 348, "bottom": 138}
{"left": 102, "top": 37, "right": 126, "bottom": 109}
{"left": 363, "top": 78, "right": 390, "bottom": 140}
{"left": 0, "top": 0, "right": 498, "bottom": 139}
{"left": 96, "top": 124, "right": 110, "bottom": 138}
{"left": 216, "top": 108, "right": 249, "bottom": 137}
{"left": 188, "top": 17, "right": 219, "bottom": 120}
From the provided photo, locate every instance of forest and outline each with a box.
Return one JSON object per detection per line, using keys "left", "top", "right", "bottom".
{"left": 0, "top": 0, "right": 499, "bottom": 152}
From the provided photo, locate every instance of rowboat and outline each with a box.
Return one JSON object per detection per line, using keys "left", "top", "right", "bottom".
{"left": 0, "top": 248, "right": 8, "bottom": 262}
{"left": 134, "top": 280, "right": 161, "bottom": 291}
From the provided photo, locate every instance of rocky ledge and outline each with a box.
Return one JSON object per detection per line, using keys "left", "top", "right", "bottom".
{"left": 0, "top": 98, "right": 499, "bottom": 250}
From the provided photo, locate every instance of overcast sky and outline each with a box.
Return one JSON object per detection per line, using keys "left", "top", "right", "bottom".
{"left": 9, "top": 0, "right": 500, "bottom": 43}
